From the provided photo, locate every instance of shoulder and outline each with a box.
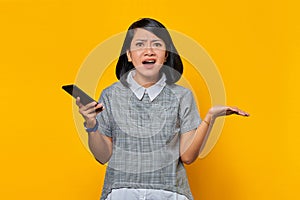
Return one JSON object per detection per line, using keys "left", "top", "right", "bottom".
{"left": 165, "top": 84, "right": 193, "bottom": 98}
{"left": 164, "top": 84, "right": 196, "bottom": 106}
{"left": 101, "top": 82, "right": 127, "bottom": 94}
{"left": 99, "top": 81, "right": 129, "bottom": 100}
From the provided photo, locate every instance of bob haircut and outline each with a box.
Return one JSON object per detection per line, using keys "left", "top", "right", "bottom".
{"left": 116, "top": 18, "right": 183, "bottom": 85}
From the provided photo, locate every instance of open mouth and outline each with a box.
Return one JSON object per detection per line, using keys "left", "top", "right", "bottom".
{"left": 142, "top": 59, "right": 156, "bottom": 65}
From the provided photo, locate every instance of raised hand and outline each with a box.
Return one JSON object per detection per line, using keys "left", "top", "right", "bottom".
{"left": 76, "top": 97, "right": 104, "bottom": 128}
{"left": 208, "top": 105, "right": 250, "bottom": 119}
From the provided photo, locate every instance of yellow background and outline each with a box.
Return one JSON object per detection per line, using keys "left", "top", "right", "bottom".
{"left": 0, "top": 0, "right": 297, "bottom": 199}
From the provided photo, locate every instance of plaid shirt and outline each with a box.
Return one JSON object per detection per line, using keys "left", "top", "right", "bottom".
{"left": 97, "top": 71, "right": 201, "bottom": 200}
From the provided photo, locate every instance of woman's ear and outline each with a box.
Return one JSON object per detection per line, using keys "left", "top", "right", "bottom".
{"left": 126, "top": 50, "right": 132, "bottom": 62}
{"left": 164, "top": 52, "right": 168, "bottom": 62}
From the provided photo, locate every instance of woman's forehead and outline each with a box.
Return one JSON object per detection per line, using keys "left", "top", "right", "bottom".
{"left": 132, "top": 28, "right": 163, "bottom": 41}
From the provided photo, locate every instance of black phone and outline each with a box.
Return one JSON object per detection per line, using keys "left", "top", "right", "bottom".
{"left": 62, "top": 84, "right": 103, "bottom": 112}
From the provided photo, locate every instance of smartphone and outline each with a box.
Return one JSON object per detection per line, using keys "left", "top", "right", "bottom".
{"left": 62, "top": 84, "right": 103, "bottom": 112}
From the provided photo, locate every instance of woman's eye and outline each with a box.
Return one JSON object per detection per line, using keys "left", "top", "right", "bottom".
{"left": 153, "top": 43, "right": 162, "bottom": 47}
{"left": 136, "top": 42, "right": 144, "bottom": 47}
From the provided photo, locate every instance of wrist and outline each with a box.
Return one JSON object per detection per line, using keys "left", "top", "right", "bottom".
{"left": 84, "top": 119, "right": 99, "bottom": 133}
{"left": 204, "top": 112, "right": 213, "bottom": 124}
{"left": 85, "top": 119, "right": 97, "bottom": 129}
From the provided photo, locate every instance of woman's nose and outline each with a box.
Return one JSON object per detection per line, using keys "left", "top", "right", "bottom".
{"left": 144, "top": 45, "right": 155, "bottom": 56}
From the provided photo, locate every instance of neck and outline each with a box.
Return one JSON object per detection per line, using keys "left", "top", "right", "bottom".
{"left": 142, "top": 82, "right": 156, "bottom": 88}
{"left": 133, "top": 73, "right": 160, "bottom": 88}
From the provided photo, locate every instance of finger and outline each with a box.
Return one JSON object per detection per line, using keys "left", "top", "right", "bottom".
{"left": 230, "top": 106, "right": 239, "bottom": 112}
{"left": 233, "top": 108, "right": 250, "bottom": 117}
{"left": 79, "top": 107, "right": 97, "bottom": 119}
{"left": 95, "top": 103, "right": 104, "bottom": 113}
{"left": 76, "top": 97, "right": 83, "bottom": 108}
{"left": 85, "top": 103, "right": 103, "bottom": 115}
{"left": 85, "top": 108, "right": 101, "bottom": 119}
{"left": 227, "top": 107, "right": 245, "bottom": 116}
{"left": 79, "top": 103, "right": 95, "bottom": 115}
{"left": 80, "top": 101, "right": 98, "bottom": 113}
{"left": 239, "top": 110, "right": 250, "bottom": 116}
{"left": 225, "top": 107, "right": 238, "bottom": 115}
{"left": 84, "top": 101, "right": 97, "bottom": 108}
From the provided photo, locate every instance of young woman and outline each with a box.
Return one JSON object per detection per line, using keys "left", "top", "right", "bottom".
{"left": 76, "top": 18, "right": 249, "bottom": 200}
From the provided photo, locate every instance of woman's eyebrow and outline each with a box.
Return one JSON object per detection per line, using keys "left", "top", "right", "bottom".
{"left": 151, "top": 39, "right": 163, "bottom": 42}
{"left": 134, "top": 39, "right": 163, "bottom": 42}
{"left": 134, "top": 39, "right": 147, "bottom": 42}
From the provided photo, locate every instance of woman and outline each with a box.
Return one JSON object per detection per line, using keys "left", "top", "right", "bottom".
{"left": 76, "top": 18, "right": 249, "bottom": 200}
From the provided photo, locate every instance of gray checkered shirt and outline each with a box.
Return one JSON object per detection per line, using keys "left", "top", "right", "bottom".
{"left": 96, "top": 72, "right": 201, "bottom": 200}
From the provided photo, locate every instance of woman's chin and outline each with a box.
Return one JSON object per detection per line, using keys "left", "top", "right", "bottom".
{"left": 142, "top": 64, "right": 156, "bottom": 69}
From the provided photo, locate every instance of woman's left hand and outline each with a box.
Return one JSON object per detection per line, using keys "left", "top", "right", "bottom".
{"left": 208, "top": 105, "right": 250, "bottom": 119}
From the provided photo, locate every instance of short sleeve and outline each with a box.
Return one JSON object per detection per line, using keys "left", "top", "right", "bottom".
{"left": 179, "top": 89, "right": 202, "bottom": 134}
{"left": 96, "top": 89, "right": 112, "bottom": 138}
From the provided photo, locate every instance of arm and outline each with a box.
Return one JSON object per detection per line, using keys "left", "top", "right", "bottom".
{"left": 76, "top": 97, "right": 113, "bottom": 164}
{"left": 180, "top": 106, "right": 249, "bottom": 165}
{"left": 88, "top": 130, "right": 112, "bottom": 164}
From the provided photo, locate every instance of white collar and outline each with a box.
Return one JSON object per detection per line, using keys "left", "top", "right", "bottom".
{"left": 126, "top": 70, "right": 166, "bottom": 102}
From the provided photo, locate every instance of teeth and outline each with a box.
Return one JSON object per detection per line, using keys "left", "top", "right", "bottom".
{"left": 143, "top": 60, "right": 155, "bottom": 64}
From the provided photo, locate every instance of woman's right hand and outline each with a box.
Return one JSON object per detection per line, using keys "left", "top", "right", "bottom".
{"left": 76, "top": 97, "right": 104, "bottom": 128}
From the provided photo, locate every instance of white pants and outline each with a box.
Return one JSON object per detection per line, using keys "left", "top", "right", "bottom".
{"left": 105, "top": 188, "right": 189, "bottom": 200}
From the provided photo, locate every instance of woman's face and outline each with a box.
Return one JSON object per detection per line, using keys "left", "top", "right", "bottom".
{"left": 126, "top": 28, "right": 167, "bottom": 84}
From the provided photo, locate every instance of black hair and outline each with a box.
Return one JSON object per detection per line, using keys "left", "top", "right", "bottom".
{"left": 115, "top": 18, "right": 183, "bottom": 85}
